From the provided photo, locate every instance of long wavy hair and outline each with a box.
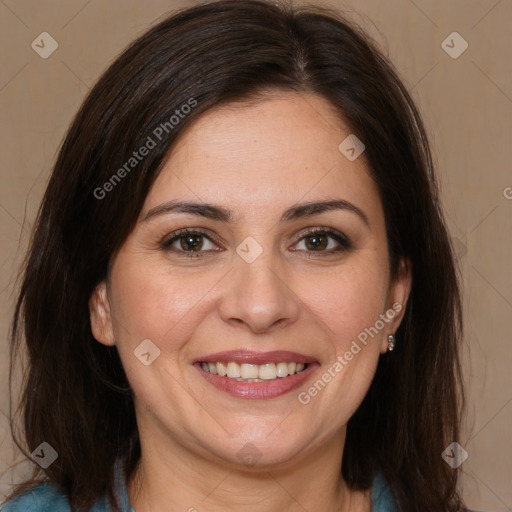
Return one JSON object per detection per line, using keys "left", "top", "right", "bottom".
{"left": 6, "top": 1, "right": 466, "bottom": 510}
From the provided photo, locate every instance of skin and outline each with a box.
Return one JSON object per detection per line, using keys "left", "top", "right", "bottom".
{"left": 89, "top": 91, "right": 411, "bottom": 512}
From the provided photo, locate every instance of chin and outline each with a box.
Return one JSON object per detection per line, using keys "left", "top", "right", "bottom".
{"left": 197, "top": 432, "right": 315, "bottom": 471}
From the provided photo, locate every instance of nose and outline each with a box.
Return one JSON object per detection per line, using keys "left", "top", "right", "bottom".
{"left": 218, "top": 251, "right": 300, "bottom": 334}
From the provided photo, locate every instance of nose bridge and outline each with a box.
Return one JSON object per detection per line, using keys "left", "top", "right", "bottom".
{"left": 219, "top": 241, "right": 299, "bottom": 333}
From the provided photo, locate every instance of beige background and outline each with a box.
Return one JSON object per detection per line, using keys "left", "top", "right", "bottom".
{"left": 0, "top": 0, "right": 511, "bottom": 510}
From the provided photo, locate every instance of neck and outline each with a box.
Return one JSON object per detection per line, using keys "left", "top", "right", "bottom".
{"left": 127, "top": 421, "right": 371, "bottom": 512}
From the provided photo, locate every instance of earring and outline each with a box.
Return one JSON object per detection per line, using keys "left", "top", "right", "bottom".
{"left": 387, "top": 334, "right": 395, "bottom": 352}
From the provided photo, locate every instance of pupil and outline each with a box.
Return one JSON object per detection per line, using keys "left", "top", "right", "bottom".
{"left": 306, "top": 234, "right": 327, "bottom": 251}
{"left": 182, "top": 235, "right": 202, "bottom": 251}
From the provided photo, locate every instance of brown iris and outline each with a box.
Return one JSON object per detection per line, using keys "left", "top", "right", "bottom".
{"left": 304, "top": 233, "right": 328, "bottom": 251}
{"left": 180, "top": 234, "right": 204, "bottom": 251}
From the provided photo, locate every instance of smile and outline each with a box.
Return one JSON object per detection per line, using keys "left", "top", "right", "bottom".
{"left": 194, "top": 350, "right": 319, "bottom": 399}
{"left": 200, "top": 361, "right": 308, "bottom": 381}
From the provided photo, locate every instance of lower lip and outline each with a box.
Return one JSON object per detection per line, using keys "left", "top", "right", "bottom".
{"left": 195, "top": 363, "right": 319, "bottom": 399}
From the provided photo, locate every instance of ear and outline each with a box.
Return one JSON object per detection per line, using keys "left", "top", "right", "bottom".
{"left": 380, "top": 257, "right": 412, "bottom": 353}
{"left": 89, "top": 281, "right": 116, "bottom": 346}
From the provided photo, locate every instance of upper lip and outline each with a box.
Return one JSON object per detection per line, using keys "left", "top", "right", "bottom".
{"left": 195, "top": 350, "right": 317, "bottom": 365}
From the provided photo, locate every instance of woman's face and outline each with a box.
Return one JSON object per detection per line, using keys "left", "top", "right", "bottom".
{"left": 90, "top": 91, "right": 410, "bottom": 469}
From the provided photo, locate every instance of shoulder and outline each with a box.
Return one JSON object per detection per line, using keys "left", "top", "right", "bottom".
{"left": 371, "top": 472, "right": 399, "bottom": 511}
{"left": 1, "top": 459, "right": 130, "bottom": 512}
{"left": 370, "top": 473, "right": 488, "bottom": 512}
{"left": 1, "top": 482, "right": 72, "bottom": 512}
{"left": 1, "top": 479, "right": 123, "bottom": 512}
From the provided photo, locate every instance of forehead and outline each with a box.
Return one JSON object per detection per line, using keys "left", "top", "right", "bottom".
{"left": 144, "top": 92, "right": 382, "bottom": 222}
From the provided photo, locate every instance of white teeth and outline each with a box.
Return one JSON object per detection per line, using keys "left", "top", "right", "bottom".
{"left": 276, "top": 362, "right": 289, "bottom": 378}
{"left": 227, "top": 362, "right": 241, "bottom": 378}
{"left": 240, "top": 363, "right": 259, "bottom": 379}
{"left": 217, "top": 361, "right": 227, "bottom": 377}
{"left": 201, "top": 361, "right": 308, "bottom": 380}
{"left": 259, "top": 363, "right": 277, "bottom": 380}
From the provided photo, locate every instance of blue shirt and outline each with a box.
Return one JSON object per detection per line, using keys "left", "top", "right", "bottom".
{"left": 0, "top": 462, "right": 475, "bottom": 511}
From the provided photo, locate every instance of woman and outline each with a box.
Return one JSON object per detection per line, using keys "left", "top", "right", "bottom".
{"left": 2, "top": 0, "right": 478, "bottom": 510}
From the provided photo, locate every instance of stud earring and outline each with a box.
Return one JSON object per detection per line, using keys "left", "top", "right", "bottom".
{"left": 387, "top": 334, "right": 396, "bottom": 352}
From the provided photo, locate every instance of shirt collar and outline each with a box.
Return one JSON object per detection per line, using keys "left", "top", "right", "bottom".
{"left": 113, "top": 459, "right": 136, "bottom": 512}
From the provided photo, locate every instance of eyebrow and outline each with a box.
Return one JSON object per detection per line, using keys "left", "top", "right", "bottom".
{"left": 142, "top": 198, "right": 370, "bottom": 228}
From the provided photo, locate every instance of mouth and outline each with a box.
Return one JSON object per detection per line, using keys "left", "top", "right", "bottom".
{"left": 199, "top": 361, "right": 308, "bottom": 381}
{"left": 194, "top": 350, "right": 319, "bottom": 399}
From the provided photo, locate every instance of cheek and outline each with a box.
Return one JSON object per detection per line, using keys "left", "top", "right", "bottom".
{"left": 299, "top": 255, "right": 389, "bottom": 347}
{"left": 296, "top": 257, "right": 389, "bottom": 416}
{"left": 107, "top": 254, "right": 209, "bottom": 354}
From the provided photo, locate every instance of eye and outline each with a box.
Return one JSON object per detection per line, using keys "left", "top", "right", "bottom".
{"left": 161, "top": 227, "right": 352, "bottom": 259}
{"left": 291, "top": 228, "right": 352, "bottom": 256}
{"left": 161, "top": 228, "right": 220, "bottom": 257}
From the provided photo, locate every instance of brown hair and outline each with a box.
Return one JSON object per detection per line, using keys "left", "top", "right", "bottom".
{"left": 7, "top": 1, "right": 466, "bottom": 510}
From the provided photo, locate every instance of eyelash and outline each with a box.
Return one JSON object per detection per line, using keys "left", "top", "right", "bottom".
{"left": 160, "top": 227, "right": 352, "bottom": 259}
